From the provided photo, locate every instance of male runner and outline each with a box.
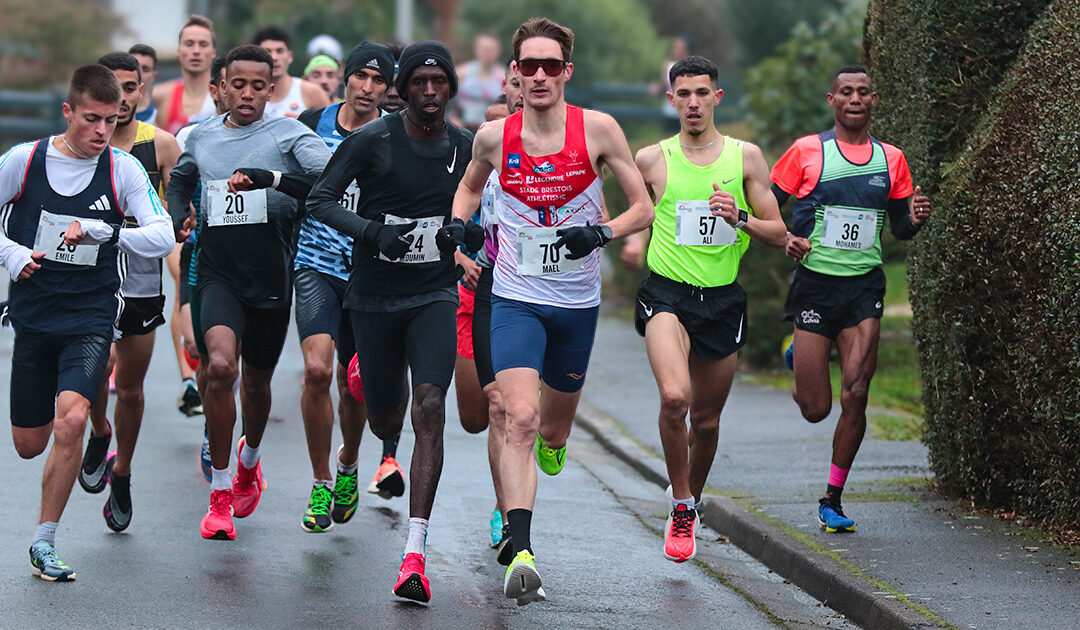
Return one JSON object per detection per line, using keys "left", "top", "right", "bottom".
{"left": 293, "top": 42, "right": 395, "bottom": 533}
{"left": 153, "top": 15, "right": 217, "bottom": 134}
{"left": 77, "top": 53, "right": 182, "bottom": 533}
{"left": 128, "top": 44, "right": 158, "bottom": 124}
{"left": 307, "top": 40, "right": 481, "bottom": 603}
{"left": 379, "top": 43, "right": 406, "bottom": 115}
{"left": 771, "top": 64, "right": 931, "bottom": 533}
{"left": 634, "top": 56, "right": 786, "bottom": 562}
{"left": 166, "top": 45, "right": 331, "bottom": 541}
{"left": 254, "top": 26, "right": 332, "bottom": 118}
{"left": 449, "top": 18, "right": 654, "bottom": 604}
{"left": 303, "top": 54, "right": 341, "bottom": 102}
{"left": 0, "top": 65, "right": 173, "bottom": 580}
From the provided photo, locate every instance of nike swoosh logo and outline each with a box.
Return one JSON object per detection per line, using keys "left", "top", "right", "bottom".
{"left": 734, "top": 314, "right": 743, "bottom": 343}
{"left": 446, "top": 147, "right": 457, "bottom": 173}
{"left": 722, "top": 177, "right": 736, "bottom": 185}
{"left": 142, "top": 318, "right": 157, "bottom": 328}
{"left": 639, "top": 300, "right": 653, "bottom": 318}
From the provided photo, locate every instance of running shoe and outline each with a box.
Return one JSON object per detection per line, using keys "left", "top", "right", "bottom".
{"left": 535, "top": 433, "right": 566, "bottom": 476}
{"left": 178, "top": 378, "right": 203, "bottom": 417}
{"left": 200, "top": 489, "right": 236, "bottom": 540}
{"left": 78, "top": 426, "right": 111, "bottom": 494}
{"left": 783, "top": 334, "right": 795, "bottom": 371}
{"left": 302, "top": 484, "right": 335, "bottom": 533}
{"left": 366, "top": 455, "right": 406, "bottom": 499}
{"left": 199, "top": 430, "right": 212, "bottom": 483}
{"left": 331, "top": 446, "right": 360, "bottom": 524}
{"left": 393, "top": 552, "right": 431, "bottom": 603}
{"left": 490, "top": 509, "right": 503, "bottom": 548}
{"left": 504, "top": 550, "right": 545, "bottom": 605}
{"left": 29, "top": 541, "right": 75, "bottom": 581}
{"left": 231, "top": 436, "right": 263, "bottom": 518}
{"left": 103, "top": 453, "right": 132, "bottom": 532}
{"left": 818, "top": 499, "right": 856, "bottom": 533}
{"left": 495, "top": 524, "right": 514, "bottom": 566}
{"left": 664, "top": 503, "right": 698, "bottom": 562}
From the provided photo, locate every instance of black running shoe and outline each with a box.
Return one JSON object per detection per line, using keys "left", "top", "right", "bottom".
{"left": 103, "top": 454, "right": 132, "bottom": 532}
{"left": 78, "top": 428, "right": 111, "bottom": 494}
{"left": 496, "top": 524, "right": 515, "bottom": 566}
{"left": 178, "top": 379, "right": 203, "bottom": 417}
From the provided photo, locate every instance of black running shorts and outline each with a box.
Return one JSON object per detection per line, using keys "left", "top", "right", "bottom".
{"left": 635, "top": 273, "right": 747, "bottom": 360}
{"left": 195, "top": 281, "right": 290, "bottom": 370}
{"left": 116, "top": 295, "right": 166, "bottom": 338}
{"left": 294, "top": 267, "right": 356, "bottom": 367}
{"left": 10, "top": 332, "right": 111, "bottom": 428}
{"left": 783, "top": 266, "right": 885, "bottom": 340}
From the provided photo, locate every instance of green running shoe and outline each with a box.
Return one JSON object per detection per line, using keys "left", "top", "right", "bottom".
{"left": 535, "top": 434, "right": 566, "bottom": 476}
{"left": 504, "top": 550, "right": 545, "bottom": 605}
{"left": 301, "top": 484, "right": 334, "bottom": 533}
{"left": 332, "top": 447, "right": 360, "bottom": 524}
{"left": 29, "top": 542, "right": 75, "bottom": 582}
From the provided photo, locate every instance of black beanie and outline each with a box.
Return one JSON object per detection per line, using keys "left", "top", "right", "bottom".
{"left": 395, "top": 40, "right": 457, "bottom": 98}
{"left": 344, "top": 42, "right": 395, "bottom": 86}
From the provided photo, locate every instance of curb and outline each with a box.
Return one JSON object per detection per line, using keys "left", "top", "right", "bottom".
{"left": 575, "top": 398, "right": 944, "bottom": 630}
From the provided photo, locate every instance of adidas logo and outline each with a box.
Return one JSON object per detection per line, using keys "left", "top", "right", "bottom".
{"left": 89, "top": 194, "right": 111, "bottom": 212}
{"left": 366, "top": 58, "right": 380, "bottom": 68}
{"left": 424, "top": 58, "right": 437, "bottom": 65}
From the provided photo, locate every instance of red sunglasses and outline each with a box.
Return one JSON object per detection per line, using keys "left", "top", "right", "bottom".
{"left": 517, "top": 58, "right": 567, "bottom": 77}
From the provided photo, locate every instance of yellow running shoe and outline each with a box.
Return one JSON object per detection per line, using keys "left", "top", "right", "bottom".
{"left": 503, "top": 550, "right": 546, "bottom": 605}
{"left": 535, "top": 434, "right": 566, "bottom": 476}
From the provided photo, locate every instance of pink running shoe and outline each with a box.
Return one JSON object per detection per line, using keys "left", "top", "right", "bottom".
{"left": 231, "top": 436, "right": 264, "bottom": 518}
{"left": 200, "top": 489, "right": 236, "bottom": 540}
{"left": 393, "top": 552, "right": 431, "bottom": 603}
{"left": 664, "top": 503, "right": 699, "bottom": 562}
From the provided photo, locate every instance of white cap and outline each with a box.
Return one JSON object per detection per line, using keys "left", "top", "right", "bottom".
{"left": 306, "top": 34, "right": 343, "bottom": 62}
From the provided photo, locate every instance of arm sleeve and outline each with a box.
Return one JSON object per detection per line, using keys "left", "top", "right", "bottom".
{"left": 166, "top": 147, "right": 199, "bottom": 234}
{"left": 0, "top": 144, "right": 37, "bottom": 280}
{"left": 94, "top": 153, "right": 174, "bottom": 257}
{"left": 887, "top": 197, "right": 921, "bottom": 240}
{"left": 306, "top": 129, "right": 380, "bottom": 240}
{"left": 771, "top": 183, "right": 791, "bottom": 207}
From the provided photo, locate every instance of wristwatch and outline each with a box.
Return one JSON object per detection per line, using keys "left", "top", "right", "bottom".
{"left": 733, "top": 208, "right": 748, "bottom": 229}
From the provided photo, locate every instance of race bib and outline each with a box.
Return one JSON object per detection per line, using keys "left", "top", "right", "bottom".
{"left": 674, "top": 200, "right": 737, "bottom": 246}
{"left": 516, "top": 226, "right": 585, "bottom": 276}
{"left": 205, "top": 180, "right": 268, "bottom": 227}
{"left": 33, "top": 211, "right": 99, "bottom": 266}
{"left": 340, "top": 181, "right": 361, "bottom": 213}
{"left": 481, "top": 182, "right": 499, "bottom": 227}
{"left": 821, "top": 206, "right": 877, "bottom": 250}
{"left": 378, "top": 213, "right": 443, "bottom": 263}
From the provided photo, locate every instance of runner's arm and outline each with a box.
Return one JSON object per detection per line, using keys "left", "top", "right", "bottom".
{"left": 166, "top": 149, "right": 199, "bottom": 235}
{"left": 0, "top": 145, "right": 41, "bottom": 280}
{"left": 155, "top": 129, "right": 182, "bottom": 201}
{"left": 593, "top": 113, "right": 654, "bottom": 238}
{"left": 73, "top": 154, "right": 173, "bottom": 258}
{"left": 735, "top": 142, "right": 787, "bottom": 248}
{"left": 306, "top": 128, "right": 378, "bottom": 238}
{"left": 451, "top": 122, "right": 499, "bottom": 223}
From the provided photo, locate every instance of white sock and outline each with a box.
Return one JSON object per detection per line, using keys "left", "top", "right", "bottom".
{"left": 211, "top": 467, "right": 231, "bottom": 491}
{"left": 337, "top": 457, "right": 358, "bottom": 475}
{"left": 404, "top": 517, "right": 429, "bottom": 556}
{"left": 314, "top": 478, "right": 333, "bottom": 488}
{"left": 239, "top": 442, "right": 260, "bottom": 469}
{"left": 33, "top": 521, "right": 58, "bottom": 546}
{"left": 672, "top": 497, "right": 695, "bottom": 511}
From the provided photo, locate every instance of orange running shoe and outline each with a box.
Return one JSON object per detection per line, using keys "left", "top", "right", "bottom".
{"left": 366, "top": 456, "right": 405, "bottom": 499}
{"left": 392, "top": 553, "right": 430, "bottom": 603}
{"left": 200, "top": 489, "right": 236, "bottom": 540}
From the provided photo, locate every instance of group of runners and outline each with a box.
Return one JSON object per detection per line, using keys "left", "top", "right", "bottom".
{"left": 0, "top": 13, "right": 931, "bottom": 607}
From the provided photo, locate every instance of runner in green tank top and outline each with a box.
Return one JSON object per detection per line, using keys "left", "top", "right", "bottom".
{"left": 633, "top": 56, "right": 786, "bottom": 563}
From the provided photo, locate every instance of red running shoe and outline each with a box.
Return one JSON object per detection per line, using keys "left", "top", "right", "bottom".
{"left": 231, "top": 436, "right": 264, "bottom": 518}
{"left": 200, "top": 489, "right": 236, "bottom": 540}
{"left": 664, "top": 503, "right": 698, "bottom": 562}
{"left": 393, "top": 552, "right": 431, "bottom": 603}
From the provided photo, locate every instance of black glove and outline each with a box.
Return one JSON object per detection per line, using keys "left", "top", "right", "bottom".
{"left": 364, "top": 221, "right": 417, "bottom": 260}
{"left": 553, "top": 222, "right": 613, "bottom": 260}
{"left": 234, "top": 168, "right": 273, "bottom": 189}
{"left": 436, "top": 217, "right": 466, "bottom": 254}
{"left": 464, "top": 219, "right": 485, "bottom": 254}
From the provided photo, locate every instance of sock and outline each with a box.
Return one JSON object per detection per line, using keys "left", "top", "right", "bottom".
{"left": 671, "top": 497, "right": 695, "bottom": 512}
{"left": 110, "top": 473, "right": 132, "bottom": 512}
{"left": 337, "top": 455, "right": 358, "bottom": 475}
{"left": 314, "top": 478, "right": 333, "bottom": 489}
{"left": 382, "top": 433, "right": 401, "bottom": 460}
{"left": 211, "top": 467, "right": 231, "bottom": 491}
{"left": 507, "top": 508, "right": 533, "bottom": 555}
{"left": 33, "top": 521, "right": 58, "bottom": 546}
{"left": 828, "top": 463, "right": 850, "bottom": 488}
{"left": 182, "top": 377, "right": 195, "bottom": 387}
{"left": 239, "top": 442, "right": 260, "bottom": 469}
{"left": 404, "top": 517, "right": 428, "bottom": 556}
{"left": 695, "top": 498, "right": 704, "bottom": 512}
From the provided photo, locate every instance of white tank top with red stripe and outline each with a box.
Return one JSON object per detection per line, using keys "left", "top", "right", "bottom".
{"left": 493, "top": 105, "right": 605, "bottom": 308}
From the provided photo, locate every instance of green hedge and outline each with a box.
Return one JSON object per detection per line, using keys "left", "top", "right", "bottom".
{"left": 868, "top": 0, "right": 1079, "bottom": 525}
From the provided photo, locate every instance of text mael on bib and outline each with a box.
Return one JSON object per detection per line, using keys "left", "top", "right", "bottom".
{"left": 516, "top": 226, "right": 585, "bottom": 276}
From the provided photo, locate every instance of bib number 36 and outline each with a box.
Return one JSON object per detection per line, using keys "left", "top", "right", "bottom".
{"left": 821, "top": 206, "right": 877, "bottom": 250}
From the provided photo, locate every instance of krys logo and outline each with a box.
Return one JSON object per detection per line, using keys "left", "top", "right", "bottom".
{"left": 532, "top": 161, "right": 555, "bottom": 174}
{"left": 507, "top": 153, "right": 521, "bottom": 168}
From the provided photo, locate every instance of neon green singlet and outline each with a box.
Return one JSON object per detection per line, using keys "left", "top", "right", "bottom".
{"left": 646, "top": 135, "right": 750, "bottom": 287}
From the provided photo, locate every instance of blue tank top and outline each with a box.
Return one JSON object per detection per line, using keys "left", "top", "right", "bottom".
{"left": 294, "top": 103, "right": 354, "bottom": 280}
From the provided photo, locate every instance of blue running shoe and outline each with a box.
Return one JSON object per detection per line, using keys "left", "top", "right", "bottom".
{"left": 818, "top": 500, "right": 855, "bottom": 533}
{"left": 200, "top": 430, "right": 212, "bottom": 483}
{"left": 783, "top": 334, "right": 795, "bottom": 371}
{"left": 490, "top": 509, "right": 503, "bottom": 548}
{"left": 29, "top": 542, "right": 75, "bottom": 581}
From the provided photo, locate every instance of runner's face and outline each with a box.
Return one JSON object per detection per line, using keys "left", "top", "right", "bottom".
{"left": 504, "top": 70, "right": 523, "bottom": 115}
{"left": 258, "top": 40, "right": 292, "bottom": 80}
{"left": 382, "top": 79, "right": 406, "bottom": 113}
{"left": 827, "top": 73, "right": 877, "bottom": 133}
{"left": 209, "top": 68, "right": 229, "bottom": 114}
{"left": 111, "top": 69, "right": 142, "bottom": 127}
{"left": 178, "top": 26, "right": 214, "bottom": 74}
{"left": 475, "top": 35, "right": 501, "bottom": 66}
{"left": 225, "top": 60, "right": 274, "bottom": 126}
{"left": 306, "top": 65, "right": 341, "bottom": 98}
{"left": 346, "top": 68, "right": 387, "bottom": 118}
{"left": 131, "top": 53, "right": 157, "bottom": 89}
{"left": 405, "top": 66, "right": 451, "bottom": 123}
{"left": 514, "top": 38, "right": 571, "bottom": 111}
{"left": 670, "top": 74, "right": 720, "bottom": 136}
{"left": 63, "top": 98, "right": 120, "bottom": 156}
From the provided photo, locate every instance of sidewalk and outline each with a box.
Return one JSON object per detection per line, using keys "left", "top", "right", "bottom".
{"left": 578, "top": 310, "right": 1080, "bottom": 630}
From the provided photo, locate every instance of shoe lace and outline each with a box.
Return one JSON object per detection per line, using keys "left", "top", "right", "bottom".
{"left": 211, "top": 491, "right": 232, "bottom": 515}
{"left": 670, "top": 507, "right": 696, "bottom": 538}
{"left": 334, "top": 471, "right": 358, "bottom": 499}
{"left": 309, "top": 486, "right": 333, "bottom": 515}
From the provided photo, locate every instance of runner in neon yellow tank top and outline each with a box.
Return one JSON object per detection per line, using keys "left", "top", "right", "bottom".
{"left": 770, "top": 65, "right": 932, "bottom": 534}
{"left": 634, "top": 55, "right": 786, "bottom": 563}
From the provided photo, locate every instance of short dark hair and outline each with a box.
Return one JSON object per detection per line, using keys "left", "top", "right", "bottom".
{"left": 833, "top": 64, "right": 872, "bottom": 89}
{"left": 128, "top": 44, "right": 157, "bottom": 65}
{"left": 492, "top": 94, "right": 508, "bottom": 105}
{"left": 180, "top": 14, "right": 215, "bottom": 46}
{"left": 253, "top": 26, "right": 291, "bottom": 48}
{"left": 513, "top": 17, "right": 574, "bottom": 62}
{"left": 97, "top": 52, "right": 142, "bottom": 81}
{"left": 225, "top": 45, "right": 274, "bottom": 77}
{"left": 210, "top": 55, "right": 229, "bottom": 86}
{"left": 668, "top": 55, "right": 717, "bottom": 87}
{"left": 68, "top": 64, "right": 122, "bottom": 109}
{"left": 384, "top": 42, "right": 405, "bottom": 61}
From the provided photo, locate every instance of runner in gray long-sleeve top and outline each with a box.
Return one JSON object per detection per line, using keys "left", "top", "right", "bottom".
{"left": 165, "top": 44, "right": 331, "bottom": 542}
